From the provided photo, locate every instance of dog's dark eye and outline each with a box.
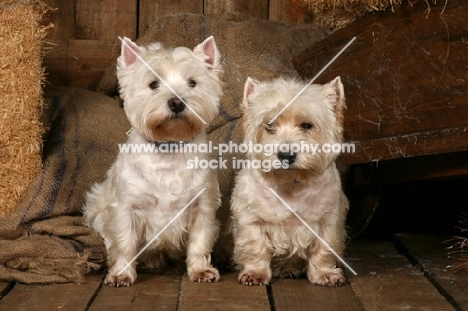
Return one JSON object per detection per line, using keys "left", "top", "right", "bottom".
{"left": 188, "top": 79, "right": 197, "bottom": 88}
{"left": 264, "top": 123, "right": 276, "bottom": 135}
{"left": 149, "top": 81, "right": 159, "bottom": 90}
{"left": 300, "top": 123, "right": 313, "bottom": 131}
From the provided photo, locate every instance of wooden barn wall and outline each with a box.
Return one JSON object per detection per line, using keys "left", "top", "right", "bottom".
{"left": 42, "top": 0, "right": 311, "bottom": 90}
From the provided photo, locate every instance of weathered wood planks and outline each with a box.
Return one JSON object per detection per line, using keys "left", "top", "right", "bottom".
{"left": 0, "top": 274, "right": 103, "bottom": 311}
{"left": 42, "top": 0, "right": 75, "bottom": 40}
{"left": 0, "top": 282, "right": 13, "bottom": 300}
{"left": 346, "top": 239, "right": 455, "bottom": 310}
{"left": 396, "top": 233, "right": 468, "bottom": 311}
{"left": 88, "top": 273, "right": 182, "bottom": 311}
{"left": 0, "top": 238, "right": 464, "bottom": 309}
{"left": 271, "top": 277, "right": 364, "bottom": 310}
{"left": 178, "top": 273, "right": 270, "bottom": 310}
{"left": 75, "top": 0, "right": 138, "bottom": 40}
{"left": 42, "top": 39, "right": 120, "bottom": 91}
{"left": 42, "top": 0, "right": 313, "bottom": 90}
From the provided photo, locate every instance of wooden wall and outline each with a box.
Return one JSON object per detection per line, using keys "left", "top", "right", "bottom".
{"left": 42, "top": 0, "right": 313, "bottom": 91}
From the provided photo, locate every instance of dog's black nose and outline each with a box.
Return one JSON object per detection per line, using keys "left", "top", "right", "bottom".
{"left": 168, "top": 98, "right": 185, "bottom": 114}
{"left": 277, "top": 151, "right": 297, "bottom": 166}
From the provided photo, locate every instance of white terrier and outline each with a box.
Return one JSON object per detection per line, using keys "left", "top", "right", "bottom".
{"left": 83, "top": 36, "right": 223, "bottom": 286}
{"left": 231, "top": 77, "right": 349, "bottom": 286}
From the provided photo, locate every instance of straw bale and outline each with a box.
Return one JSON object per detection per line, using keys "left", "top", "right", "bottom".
{"left": 0, "top": 0, "right": 48, "bottom": 219}
{"left": 303, "top": 0, "right": 401, "bottom": 29}
{"left": 447, "top": 214, "right": 468, "bottom": 272}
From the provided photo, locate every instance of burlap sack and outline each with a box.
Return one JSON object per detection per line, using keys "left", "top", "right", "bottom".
{"left": 0, "top": 88, "right": 129, "bottom": 283}
{"left": 0, "top": 13, "right": 326, "bottom": 283}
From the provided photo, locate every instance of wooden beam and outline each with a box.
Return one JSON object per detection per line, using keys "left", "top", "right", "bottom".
{"left": 353, "top": 151, "right": 468, "bottom": 185}
{"left": 294, "top": 0, "right": 468, "bottom": 164}
{"left": 342, "top": 125, "right": 468, "bottom": 165}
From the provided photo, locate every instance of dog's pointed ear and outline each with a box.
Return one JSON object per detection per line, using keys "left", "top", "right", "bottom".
{"left": 241, "top": 77, "right": 258, "bottom": 133}
{"left": 119, "top": 37, "right": 142, "bottom": 68}
{"left": 331, "top": 76, "right": 346, "bottom": 128}
{"left": 242, "top": 77, "right": 258, "bottom": 112}
{"left": 325, "top": 76, "right": 346, "bottom": 127}
{"left": 193, "top": 36, "right": 220, "bottom": 70}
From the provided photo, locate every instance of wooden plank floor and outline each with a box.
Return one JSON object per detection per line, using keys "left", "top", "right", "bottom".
{"left": 0, "top": 236, "right": 464, "bottom": 310}
{"left": 395, "top": 233, "right": 468, "bottom": 311}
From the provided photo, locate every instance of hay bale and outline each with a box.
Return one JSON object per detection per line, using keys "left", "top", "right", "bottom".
{"left": 0, "top": 0, "right": 48, "bottom": 219}
{"left": 303, "top": 0, "right": 400, "bottom": 29}
{"left": 447, "top": 214, "right": 468, "bottom": 272}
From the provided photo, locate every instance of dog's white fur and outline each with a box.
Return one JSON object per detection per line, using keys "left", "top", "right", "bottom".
{"left": 231, "top": 77, "right": 349, "bottom": 286}
{"left": 83, "top": 36, "right": 223, "bottom": 286}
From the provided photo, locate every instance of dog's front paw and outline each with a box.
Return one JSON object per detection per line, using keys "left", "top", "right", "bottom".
{"left": 238, "top": 269, "right": 271, "bottom": 286}
{"left": 188, "top": 267, "right": 220, "bottom": 283}
{"left": 103, "top": 272, "right": 135, "bottom": 287}
{"left": 308, "top": 267, "right": 346, "bottom": 287}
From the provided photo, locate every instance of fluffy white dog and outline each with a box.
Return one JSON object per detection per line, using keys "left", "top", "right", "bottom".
{"left": 231, "top": 77, "right": 349, "bottom": 287}
{"left": 83, "top": 36, "right": 223, "bottom": 286}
